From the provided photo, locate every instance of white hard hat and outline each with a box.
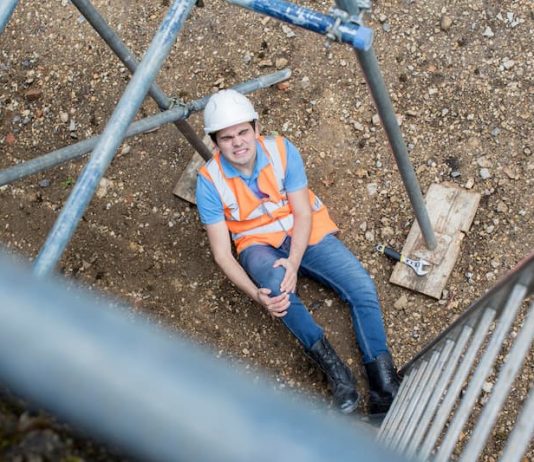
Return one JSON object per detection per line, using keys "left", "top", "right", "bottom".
{"left": 203, "top": 89, "right": 259, "bottom": 134}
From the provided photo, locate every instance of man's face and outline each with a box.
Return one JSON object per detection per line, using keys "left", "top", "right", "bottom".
{"left": 214, "top": 121, "right": 258, "bottom": 174}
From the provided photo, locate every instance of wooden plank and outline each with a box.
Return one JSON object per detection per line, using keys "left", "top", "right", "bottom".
{"left": 424, "top": 182, "right": 480, "bottom": 234}
{"left": 172, "top": 151, "right": 206, "bottom": 204}
{"left": 172, "top": 136, "right": 213, "bottom": 204}
{"left": 389, "top": 183, "right": 480, "bottom": 299}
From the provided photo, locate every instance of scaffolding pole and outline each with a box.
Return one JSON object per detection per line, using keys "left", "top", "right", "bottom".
{"left": 333, "top": 0, "right": 436, "bottom": 249}
{"left": 71, "top": 0, "right": 212, "bottom": 161}
{"left": 33, "top": 0, "right": 196, "bottom": 277}
{"left": 0, "top": 0, "right": 19, "bottom": 34}
{"left": 355, "top": 48, "right": 436, "bottom": 249}
{"left": 0, "top": 69, "right": 291, "bottom": 186}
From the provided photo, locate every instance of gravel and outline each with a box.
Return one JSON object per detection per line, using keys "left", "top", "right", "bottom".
{"left": 0, "top": 0, "right": 533, "bottom": 459}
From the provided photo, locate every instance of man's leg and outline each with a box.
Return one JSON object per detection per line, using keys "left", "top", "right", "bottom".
{"left": 239, "top": 242, "right": 359, "bottom": 413}
{"left": 300, "top": 234, "right": 388, "bottom": 363}
{"left": 239, "top": 243, "right": 324, "bottom": 349}
{"left": 300, "top": 234, "right": 400, "bottom": 414}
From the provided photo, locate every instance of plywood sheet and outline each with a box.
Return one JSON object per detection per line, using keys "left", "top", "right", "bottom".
{"left": 390, "top": 183, "right": 480, "bottom": 298}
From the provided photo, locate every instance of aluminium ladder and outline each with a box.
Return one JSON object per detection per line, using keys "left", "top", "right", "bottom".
{"left": 377, "top": 253, "right": 534, "bottom": 461}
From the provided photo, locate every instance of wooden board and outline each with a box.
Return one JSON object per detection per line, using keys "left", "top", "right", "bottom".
{"left": 173, "top": 136, "right": 213, "bottom": 204}
{"left": 390, "top": 183, "right": 480, "bottom": 299}
{"left": 172, "top": 151, "right": 206, "bottom": 204}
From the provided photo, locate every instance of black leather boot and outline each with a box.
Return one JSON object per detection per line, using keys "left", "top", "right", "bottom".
{"left": 364, "top": 352, "right": 401, "bottom": 415}
{"left": 307, "top": 337, "right": 359, "bottom": 414}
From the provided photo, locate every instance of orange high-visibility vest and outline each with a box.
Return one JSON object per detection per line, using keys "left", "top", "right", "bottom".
{"left": 199, "top": 135, "right": 338, "bottom": 253}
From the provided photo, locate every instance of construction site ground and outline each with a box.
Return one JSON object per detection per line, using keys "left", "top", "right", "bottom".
{"left": 0, "top": 0, "right": 533, "bottom": 460}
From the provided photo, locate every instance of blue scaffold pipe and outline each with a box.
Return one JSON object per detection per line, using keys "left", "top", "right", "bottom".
{"left": 0, "top": 69, "right": 291, "bottom": 186}
{"left": 225, "top": 0, "right": 373, "bottom": 51}
{"left": 0, "top": 0, "right": 19, "bottom": 34}
{"left": 32, "top": 0, "right": 196, "bottom": 277}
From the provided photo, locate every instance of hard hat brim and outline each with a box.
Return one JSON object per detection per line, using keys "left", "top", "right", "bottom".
{"left": 204, "top": 113, "right": 259, "bottom": 135}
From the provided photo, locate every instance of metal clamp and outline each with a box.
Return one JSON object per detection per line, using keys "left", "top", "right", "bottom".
{"left": 167, "top": 96, "right": 182, "bottom": 109}
{"left": 325, "top": 4, "right": 371, "bottom": 44}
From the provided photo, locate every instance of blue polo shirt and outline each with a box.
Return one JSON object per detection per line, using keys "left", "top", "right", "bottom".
{"left": 196, "top": 138, "right": 308, "bottom": 225}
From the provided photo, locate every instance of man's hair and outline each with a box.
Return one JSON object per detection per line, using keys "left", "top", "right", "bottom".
{"left": 210, "top": 120, "right": 256, "bottom": 145}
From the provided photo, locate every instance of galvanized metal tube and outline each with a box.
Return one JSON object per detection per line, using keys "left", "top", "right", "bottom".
{"left": 71, "top": 0, "right": 213, "bottom": 161}
{"left": 0, "top": 0, "right": 19, "bottom": 34}
{"left": 389, "top": 356, "right": 437, "bottom": 450}
{"left": 0, "top": 252, "right": 405, "bottom": 462}
{"left": 0, "top": 69, "right": 291, "bottom": 186}
{"left": 396, "top": 342, "right": 454, "bottom": 453}
{"left": 460, "top": 300, "right": 534, "bottom": 462}
{"left": 187, "top": 68, "right": 292, "bottom": 113}
{"left": 0, "top": 106, "right": 185, "bottom": 186}
{"left": 434, "top": 285, "right": 528, "bottom": 462}
{"left": 355, "top": 47, "right": 436, "bottom": 249}
{"left": 226, "top": 0, "right": 373, "bottom": 51}
{"left": 331, "top": 0, "right": 436, "bottom": 250}
{"left": 33, "top": 0, "right": 196, "bottom": 276}
{"left": 381, "top": 361, "right": 428, "bottom": 446}
{"left": 377, "top": 368, "right": 416, "bottom": 440}
{"left": 405, "top": 326, "right": 473, "bottom": 458}
{"left": 500, "top": 386, "right": 534, "bottom": 462}
{"left": 418, "top": 307, "right": 497, "bottom": 460}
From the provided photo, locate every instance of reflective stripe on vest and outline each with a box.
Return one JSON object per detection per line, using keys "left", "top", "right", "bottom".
{"left": 232, "top": 210, "right": 294, "bottom": 240}
{"left": 204, "top": 136, "right": 289, "bottom": 227}
{"left": 205, "top": 158, "right": 241, "bottom": 221}
{"left": 199, "top": 135, "right": 338, "bottom": 252}
{"left": 262, "top": 136, "right": 285, "bottom": 192}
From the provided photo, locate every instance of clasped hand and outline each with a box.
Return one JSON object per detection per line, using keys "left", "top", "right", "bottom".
{"left": 256, "top": 258, "right": 298, "bottom": 318}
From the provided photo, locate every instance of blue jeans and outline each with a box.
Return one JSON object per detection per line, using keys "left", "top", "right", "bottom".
{"left": 239, "top": 234, "right": 388, "bottom": 364}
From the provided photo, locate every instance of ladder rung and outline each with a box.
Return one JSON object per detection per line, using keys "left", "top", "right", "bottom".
{"left": 434, "top": 284, "right": 528, "bottom": 462}
{"left": 499, "top": 385, "right": 534, "bottom": 462}
{"left": 396, "top": 340, "right": 455, "bottom": 454}
{"left": 392, "top": 350, "right": 441, "bottom": 452}
{"left": 460, "top": 300, "right": 534, "bottom": 461}
{"left": 418, "top": 307, "right": 496, "bottom": 460}
{"left": 378, "top": 365, "right": 418, "bottom": 441}
{"left": 405, "top": 325, "right": 473, "bottom": 458}
{"left": 383, "top": 360, "right": 430, "bottom": 449}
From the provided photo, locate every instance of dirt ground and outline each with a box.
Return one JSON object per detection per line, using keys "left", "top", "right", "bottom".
{"left": 1, "top": 0, "right": 533, "bottom": 460}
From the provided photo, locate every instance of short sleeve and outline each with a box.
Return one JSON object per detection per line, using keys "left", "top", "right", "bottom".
{"left": 284, "top": 138, "right": 308, "bottom": 193}
{"left": 195, "top": 174, "right": 225, "bottom": 225}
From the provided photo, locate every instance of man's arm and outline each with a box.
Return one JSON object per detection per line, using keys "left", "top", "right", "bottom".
{"left": 274, "top": 187, "right": 312, "bottom": 294}
{"left": 206, "top": 221, "right": 290, "bottom": 317}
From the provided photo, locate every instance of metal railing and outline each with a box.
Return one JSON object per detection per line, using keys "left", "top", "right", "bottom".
{"left": 0, "top": 251, "right": 405, "bottom": 462}
{"left": 378, "top": 253, "right": 534, "bottom": 461}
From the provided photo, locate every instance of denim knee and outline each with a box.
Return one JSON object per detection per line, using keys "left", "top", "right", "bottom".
{"left": 241, "top": 253, "right": 286, "bottom": 295}
{"left": 257, "top": 266, "right": 286, "bottom": 296}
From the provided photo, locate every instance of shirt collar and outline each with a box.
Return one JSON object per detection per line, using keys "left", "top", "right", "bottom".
{"left": 219, "top": 140, "right": 270, "bottom": 179}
